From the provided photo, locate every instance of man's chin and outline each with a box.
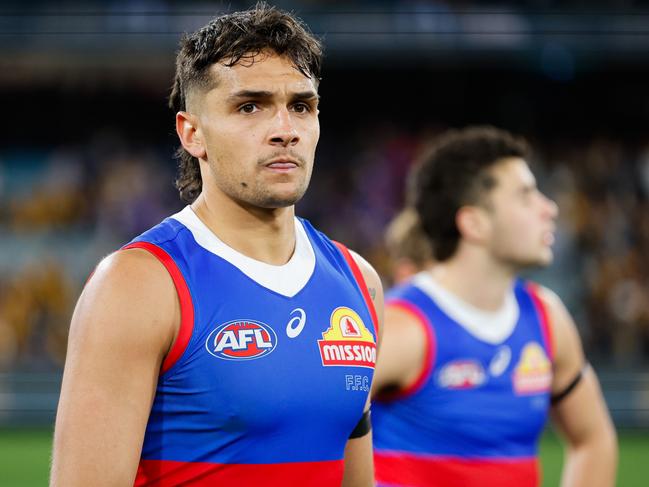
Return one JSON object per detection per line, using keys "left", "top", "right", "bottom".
{"left": 539, "top": 248, "right": 554, "bottom": 266}
{"left": 256, "top": 190, "right": 306, "bottom": 209}
{"left": 523, "top": 254, "right": 554, "bottom": 270}
{"left": 258, "top": 198, "right": 299, "bottom": 209}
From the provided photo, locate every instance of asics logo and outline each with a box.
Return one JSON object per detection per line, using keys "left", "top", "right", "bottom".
{"left": 286, "top": 308, "right": 307, "bottom": 338}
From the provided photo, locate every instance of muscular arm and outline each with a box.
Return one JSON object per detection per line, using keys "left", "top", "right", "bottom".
{"left": 538, "top": 287, "right": 618, "bottom": 487}
{"left": 341, "top": 250, "right": 384, "bottom": 487}
{"left": 371, "top": 305, "right": 427, "bottom": 395}
{"left": 50, "top": 249, "right": 179, "bottom": 486}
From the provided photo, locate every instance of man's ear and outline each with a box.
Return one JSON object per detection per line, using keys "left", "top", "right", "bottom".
{"left": 176, "top": 111, "right": 207, "bottom": 159}
{"left": 456, "top": 205, "right": 491, "bottom": 245}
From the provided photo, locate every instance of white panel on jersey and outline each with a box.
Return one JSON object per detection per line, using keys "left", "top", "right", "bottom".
{"left": 412, "top": 272, "right": 519, "bottom": 344}
{"left": 172, "top": 206, "right": 316, "bottom": 298}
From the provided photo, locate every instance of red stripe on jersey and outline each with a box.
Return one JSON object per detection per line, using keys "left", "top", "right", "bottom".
{"left": 526, "top": 283, "right": 555, "bottom": 361}
{"left": 332, "top": 241, "right": 380, "bottom": 338}
{"left": 379, "top": 299, "right": 436, "bottom": 400}
{"left": 134, "top": 458, "right": 344, "bottom": 486}
{"left": 122, "top": 242, "right": 194, "bottom": 374}
{"left": 375, "top": 451, "right": 539, "bottom": 487}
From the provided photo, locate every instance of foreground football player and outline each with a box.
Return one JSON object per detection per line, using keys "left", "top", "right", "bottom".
{"left": 51, "top": 5, "right": 382, "bottom": 486}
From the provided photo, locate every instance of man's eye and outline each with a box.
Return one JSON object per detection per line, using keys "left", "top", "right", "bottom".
{"left": 292, "top": 103, "right": 310, "bottom": 113}
{"left": 239, "top": 103, "right": 258, "bottom": 114}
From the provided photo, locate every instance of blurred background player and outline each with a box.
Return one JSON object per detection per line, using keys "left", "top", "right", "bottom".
{"left": 384, "top": 207, "right": 434, "bottom": 285}
{"left": 371, "top": 126, "right": 617, "bottom": 487}
{"left": 50, "top": 4, "right": 382, "bottom": 486}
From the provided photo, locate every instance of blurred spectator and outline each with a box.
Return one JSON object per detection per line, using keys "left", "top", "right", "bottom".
{"left": 2, "top": 127, "right": 649, "bottom": 370}
{"left": 0, "top": 261, "right": 73, "bottom": 370}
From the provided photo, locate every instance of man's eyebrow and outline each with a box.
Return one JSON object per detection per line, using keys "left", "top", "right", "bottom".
{"left": 290, "top": 91, "right": 320, "bottom": 102}
{"left": 226, "top": 90, "right": 274, "bottom": 102}
{"left": 226, "top": 90, "right": 320, "bottom": 103}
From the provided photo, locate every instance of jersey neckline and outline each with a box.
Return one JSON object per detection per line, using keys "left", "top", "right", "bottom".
{"left": 412, "top": 272, "right": 519, "bottom": 344}
{"left": 171, "top": 206, "right": 316, "bottom": 298}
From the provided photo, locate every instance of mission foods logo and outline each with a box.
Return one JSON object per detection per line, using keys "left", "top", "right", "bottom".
{"left": 512, "top": 342, "right": 552, "bottom": 394}
{"left": 206, "top": 320, "right": 277, "bottom": 360}
{"left": 318, "top": 307, "right": 376, "bottom": 369}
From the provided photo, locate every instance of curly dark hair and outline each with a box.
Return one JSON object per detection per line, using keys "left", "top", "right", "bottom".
{"left": 169, "top": 2, "right": 323, "bottom": 203}
{"left": 412, "top": 126, "right": 530, "bottom": 261}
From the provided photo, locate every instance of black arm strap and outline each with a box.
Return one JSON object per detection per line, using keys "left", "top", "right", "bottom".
{"left": 349, "top": 409, "right": 371, "bottom": 439}
{"left": 550, "top": 364, "right": 588, "bottom": 406}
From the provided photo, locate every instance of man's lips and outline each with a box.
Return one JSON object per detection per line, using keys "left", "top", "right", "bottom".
{"left": 267, "top": 162, "right": 297, "bottom": 168}
{"left": 264, "top": 158, "right": 300, "bottom": 171}
{"left": 542, "top": 230, "right": 555, "bottom": 246}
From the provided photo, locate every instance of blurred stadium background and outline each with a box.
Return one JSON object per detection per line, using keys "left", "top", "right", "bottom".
{"left": 1, "top": 0, "right": 649, "bottom": 485}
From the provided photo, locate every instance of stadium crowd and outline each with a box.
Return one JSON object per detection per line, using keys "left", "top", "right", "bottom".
{"left": 1, "top": 128, "right": 649, "bottom": 371}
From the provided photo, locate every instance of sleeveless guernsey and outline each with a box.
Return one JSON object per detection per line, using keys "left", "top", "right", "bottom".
{"left": 124, "top": 207, "right": 378, "bottom": 486}
{"left": 373, "top": 273, "right": 553, "bottom": 487}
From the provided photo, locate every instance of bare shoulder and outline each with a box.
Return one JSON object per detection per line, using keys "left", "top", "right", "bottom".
{"left": 347, "top": 249, "right": 382, "bottom": 294}
{"left": 71, "top": 248, "right": 179, "bottom": 355}
{"left": 346, "top": 249, "right": 384, "bottom": 313}
{"left": 531, "top": 283, "right": 585, "bottom": 390}
{"left": 346, "top": 249, "right": 384, "bottom": 345}
{"left": 384, "top": 302, "right": 426, "bottom": 334}
{"left": 383, "top": 301, "right": 428, "bottom": 371}
{"left": 372, "top": 291, "right": 429, "bottom": 394}
{"left": 93, "top": 246, "right": 171, "bottom": 280}
{"left": 52, "top": 248, "right": 180, "bottom": 485}
{"left": 89, "top": 247, "right": 175, "bottom": 295}
{"left": 531, "top": 284, "right": 578, "bottom": 344}
{"left": 532, "top": 284, "right": 564, "bottom": 314}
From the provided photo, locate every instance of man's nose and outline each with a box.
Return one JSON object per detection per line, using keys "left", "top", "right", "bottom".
{"left": 543, "top": 194, "right": 559, "bottom": 219}
{"left": 268, "top": 108, "right": 299, "bottom": 147}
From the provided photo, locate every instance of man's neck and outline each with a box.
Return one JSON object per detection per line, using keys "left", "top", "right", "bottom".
{"left": 190, "top": 192, "right": 296, "bottom": 266}
{"left": 430, "top": 252, "right": 516, "bottom": 312}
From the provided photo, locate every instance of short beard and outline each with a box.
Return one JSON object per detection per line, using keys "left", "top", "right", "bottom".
{"left": 251, "top": 180, "right": 310, "bottom": 208}
{"left": 249, "top": 151, "right": 313, "bottom": 208}
{"left": 209, "top": 154, "right": 314, "bottom": 210}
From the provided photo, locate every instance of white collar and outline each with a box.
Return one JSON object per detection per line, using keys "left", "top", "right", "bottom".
{"left": 171, "top": 206, "right": 315, "bottom": 298}
{"left": 412, "top": 272, "right": 519, "bottom": 344}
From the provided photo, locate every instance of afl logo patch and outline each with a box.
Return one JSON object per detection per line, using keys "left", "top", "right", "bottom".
{"left": 206, "top": 320, "right": 277, "bottom": 360}
{"left": 437, "top": 360, "right": 486, "bottom": 389}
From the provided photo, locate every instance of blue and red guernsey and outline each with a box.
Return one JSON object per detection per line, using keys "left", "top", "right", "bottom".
{"left": 123, "top": 207, "right": 378, "bottom": 486}
{"left": 372, "top": 274, "right": 554, "bottom": 487}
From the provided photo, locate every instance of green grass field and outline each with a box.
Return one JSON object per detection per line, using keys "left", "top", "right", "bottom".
{"left": 0, "top": 428, "right": 645, "bottom": 486}
{"left": 540, "top": 429, "right": 648, "bottom": 487}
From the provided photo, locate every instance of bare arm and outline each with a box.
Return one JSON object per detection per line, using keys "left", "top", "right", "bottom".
{"left": 50, "top": 249, "right": 179, "bottom": 486}
{"left": 371, "top": 304, "right": 427, "bottom": 395}
{"left": 341, "top": 427, "right": 376, "bottom": 487}
{"left": 341, "top": 250, "right": 384, "bottom": 487}
{"left": 538, "top": 287, "right": 618, "bottom": 487}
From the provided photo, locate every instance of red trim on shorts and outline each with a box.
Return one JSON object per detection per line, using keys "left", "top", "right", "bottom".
{"left": 526, "top": 282, "right": 555, "bottom": 361}
{"left": 379, "top": 299, "right": 436, "bottom": 400}
{"left": 135, "top": 458, "right": 344, "bottom": 486}
{"left": 122, "top": 242, "right": 194, "bottom": 374}
{"left": 374, "top": 451, "right": 540, "bottom": 487}
{"left": 332, "top": 241, "right": 380, "bottom": 338}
